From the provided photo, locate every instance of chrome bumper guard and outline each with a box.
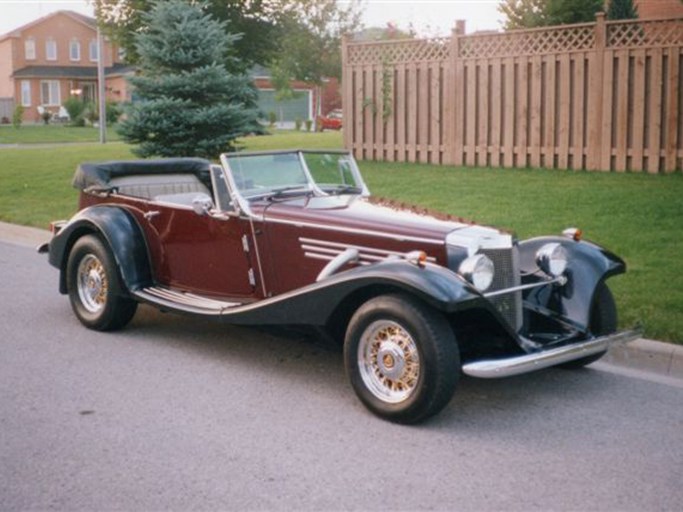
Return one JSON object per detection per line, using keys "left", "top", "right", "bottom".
{"left": 462, "top": 329, "right": 642, "bottom": 379}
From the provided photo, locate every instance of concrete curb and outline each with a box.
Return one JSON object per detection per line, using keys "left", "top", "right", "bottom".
{"left": 0, "top": 221, "right": 51, "bottom": 248}
{"left": 602, "top": 338, "right": 683, "bottom": 380}
{"left": 2, "top": 221, "right": 681, "bottom": 381}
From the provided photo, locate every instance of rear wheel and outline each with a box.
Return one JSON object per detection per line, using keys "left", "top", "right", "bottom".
{"left": 344, "top": 294, "right": 460, "bottom": 424}
{"left": 559, "top": 281, "right": 616, "bottom": 369}
{"left": 66, "top": 235, "right": 137, "bottom": 331}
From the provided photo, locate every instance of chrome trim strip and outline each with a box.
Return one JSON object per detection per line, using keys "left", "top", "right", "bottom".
{"left": 300, "top": 237, "right": 440, "bottom": 259}
{"left": 301, "top": 244, "right": 340, "bottom": 255}
{"left": 462, "top": 329, "right": 642, "bottom": 379}
{"left": 302, "top": 245, "right": 406, "bottom": 262}
{"left": 268, "top": 218, "right": 444, "bottom": 245}
{"left": 483, "top": 275, "right": 566, "bottom": 298}
{"left": 304, "top": 252, "right": 374, "bottom": 266}
{"left": 304, "top": 252, "right": 337, "bottom": 261}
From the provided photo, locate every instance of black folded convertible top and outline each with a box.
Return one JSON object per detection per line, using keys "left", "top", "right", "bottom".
{"left": 72, "top": 158, "right": 212, "bottom": 191}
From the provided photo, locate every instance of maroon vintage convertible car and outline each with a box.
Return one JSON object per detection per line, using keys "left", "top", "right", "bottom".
{"left": 41, "top": 150, "right": 639, "bottom": 423}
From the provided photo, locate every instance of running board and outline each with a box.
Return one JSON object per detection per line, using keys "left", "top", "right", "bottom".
{"left": 462, "top": 329, "right": 641, "bottom": 379}
{"left": 134, "top": 286, "right": 242, "bottom": 315}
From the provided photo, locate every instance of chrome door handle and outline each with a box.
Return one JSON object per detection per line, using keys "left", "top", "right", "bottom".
{"left": 144, "top": 210, "right": 160, "bottom": 220}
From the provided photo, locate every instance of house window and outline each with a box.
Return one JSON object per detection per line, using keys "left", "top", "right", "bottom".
{"left": 46, "top": 38, "right": 57, "bottom": 61}
{"left": 21, "top": 81, "right": 31, "bottom": 107}
{"left": 69, "top": 40, "right": 80, "bottom": 61}
{"left": 89, "top": 39, "right": 99, "bottom": 62}
{"left": 40, "top": 80, "right": 61, "bottom": 106}
{"left": 25, "top": 38, "right": 36, "bottom": 60}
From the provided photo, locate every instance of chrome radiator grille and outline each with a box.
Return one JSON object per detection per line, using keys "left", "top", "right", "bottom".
{"left": 480, "top": 246, "right": 522, "bottom": 332}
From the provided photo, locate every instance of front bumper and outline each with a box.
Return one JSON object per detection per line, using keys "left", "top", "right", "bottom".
{"left": 462, "top": 328, "right": 641, "bottom": 378}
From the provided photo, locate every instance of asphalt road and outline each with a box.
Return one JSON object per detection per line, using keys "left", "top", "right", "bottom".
{"left": 1, "top": 240, "right": 682, "bottom": 511}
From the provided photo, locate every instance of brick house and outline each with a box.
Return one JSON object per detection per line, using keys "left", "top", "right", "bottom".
{"left": 0, "top": 10, "right": 132, "bottom": 123}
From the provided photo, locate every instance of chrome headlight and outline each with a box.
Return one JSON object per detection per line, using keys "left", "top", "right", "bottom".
{"left": 536, "top": 243, "right": 568, "bottom": 277}
{"left": 458, "top": 254, "right": 494, "bottom": 291}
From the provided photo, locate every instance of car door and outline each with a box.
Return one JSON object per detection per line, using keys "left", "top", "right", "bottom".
{"left": 140, "top": 172, "right": 256, "bottom": 299}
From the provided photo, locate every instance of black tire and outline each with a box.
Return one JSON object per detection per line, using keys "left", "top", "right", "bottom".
{"left": 66, "top": 234, "right": 137, "bottom": 331}
{"left": 559, "top": 281, "right": 617, "bottom": 369}
{"left": 344, "top": 294, "right": 460, "bottom": 424}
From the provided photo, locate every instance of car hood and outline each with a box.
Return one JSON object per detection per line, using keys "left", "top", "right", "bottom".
{"left": 259, "top": 194, "right": 505, "bottom": 247}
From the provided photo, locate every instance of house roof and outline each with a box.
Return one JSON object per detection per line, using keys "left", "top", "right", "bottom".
{"left": 12, "top": 63, "right": 132, "bottom": 80}
{"left": 0, "top": 10, "right": 97, "bottom": 42}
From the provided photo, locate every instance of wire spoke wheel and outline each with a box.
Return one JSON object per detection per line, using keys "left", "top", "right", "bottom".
{"left": 76, "top": 254, "right": 108, "bottom": 313}
{"left": 358, "top": 320, "right": 420, "bottom": 404}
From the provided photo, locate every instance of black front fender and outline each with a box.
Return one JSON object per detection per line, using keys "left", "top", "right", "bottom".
{"left": 218, "top": 260, "right": 488, "bottom": 326}
{"left": 49, "top": 206, "right": 152, "bottom": 295}
{"left": 519, "top": 236, "right": 626, "bottom": 329}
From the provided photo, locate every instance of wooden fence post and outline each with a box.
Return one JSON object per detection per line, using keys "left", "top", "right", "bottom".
{"left": 448, "top": 21, "right": 465, "bottom": 166}
{"left": 588, "top": 12, "right": 606, "bottom": 170}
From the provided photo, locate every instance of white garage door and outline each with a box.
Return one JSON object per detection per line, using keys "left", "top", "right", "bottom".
{"left": 257, "top": 89, "right": 311, "bottom": 122}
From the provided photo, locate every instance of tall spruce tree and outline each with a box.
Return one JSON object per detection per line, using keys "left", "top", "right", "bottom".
{"left": 117, "top": 0, "right": 258, "bottom": 159}
{"left": 607, "top": 0, "right": 639, "bottom": 20}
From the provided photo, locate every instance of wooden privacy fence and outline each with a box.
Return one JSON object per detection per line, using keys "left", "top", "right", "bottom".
{"left": 342, "top": 14, "right": 683, "bottom": 173}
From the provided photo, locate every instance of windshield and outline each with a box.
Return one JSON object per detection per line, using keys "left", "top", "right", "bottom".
{"left": 223, "top": 151, "right": 365, "bottom": 200}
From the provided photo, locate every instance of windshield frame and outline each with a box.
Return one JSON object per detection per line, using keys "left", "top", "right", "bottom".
{"left": 219, "top": 149, "right": 370, "bottom": 217}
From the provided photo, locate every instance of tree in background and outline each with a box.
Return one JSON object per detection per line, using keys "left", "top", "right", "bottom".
{"left": 354, "top": 22, "right": 416, "bottom": 42}
{"left": 498, "top": 0, "right": 549, "bottom": 30}
{"left": 94, "top": 0, "right": 282, "bottom": 70}
{"left": 117, "top": 0, "right": 258, "bottom": 159}
{"left": 547, "top": 0, "right": 605, "bottom": 25}
{"left": 499, "top": 0, "right": 604, "bottom": 29}
{"left": 606, "top": 0, "right": 639, "bottom": 20}
{"left": 269, "top": 0, "right": 362, "bottom": 124}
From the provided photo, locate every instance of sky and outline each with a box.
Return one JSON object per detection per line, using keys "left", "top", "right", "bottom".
{"left": 0, "top": 0, "right": 504, "bottom": 37}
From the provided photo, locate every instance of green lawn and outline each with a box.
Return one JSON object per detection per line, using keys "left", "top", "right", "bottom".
{"left": 0, "top": 124, "right": 122, "bottom": 144}
{"left": 1, "top": 131, "right": 681, "bottom": 344}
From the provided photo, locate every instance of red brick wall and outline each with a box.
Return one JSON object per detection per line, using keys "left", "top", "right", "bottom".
{"left": 635, "top": 0, "right": 683, "bottom": 18}
{"left": 321, "top": 77, "right": 341, "bottom": 115}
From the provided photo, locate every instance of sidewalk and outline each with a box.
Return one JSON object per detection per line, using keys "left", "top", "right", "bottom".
{"left": 2, "top": 220, "right": 681, "bottom": 381}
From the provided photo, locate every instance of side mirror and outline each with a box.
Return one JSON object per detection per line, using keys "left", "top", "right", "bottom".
{"left": 192, "top": 194, "right": 213, "bottom": 216}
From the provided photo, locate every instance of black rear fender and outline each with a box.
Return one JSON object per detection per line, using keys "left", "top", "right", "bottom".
{"left": 49, "top": 206, "right": 152, "bottom": 295}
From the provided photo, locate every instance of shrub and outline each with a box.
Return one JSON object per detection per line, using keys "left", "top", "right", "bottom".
{"left": 268, "top": 111, "right": 277, "bottom": 127}
{"left": 294, "top": 118, "right": 302, "bottom": 131}
{"left": 12, "top": 105, "right": 24, "bottom": 128}
{"left": 40, "top": 110, "right": 51, "bottom": 125}
{"left": 105, "top": 101, "right": 121, "bottom": 125}
{"left": 82, "top": 102, "right": 98, "bottom": 125}
{"left": 63, "top": 96, "right": 85, "bottom": 124}
{"left": 305, "top": 119, "right": 313, "bottom": 132}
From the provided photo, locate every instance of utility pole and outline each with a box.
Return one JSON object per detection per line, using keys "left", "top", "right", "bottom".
{"left": 97, "top": 25, "right": 106, "bottom": 144}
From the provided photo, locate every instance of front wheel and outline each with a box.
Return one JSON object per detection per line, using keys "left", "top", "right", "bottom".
{"left": 344, "top": 294, "right": 460, "bottom": 424}
{"left": 559, "top": 281, "right": 617, "bottom": 369}
{"left": 66, "top": 235, "right": 137, "bottom": 331}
